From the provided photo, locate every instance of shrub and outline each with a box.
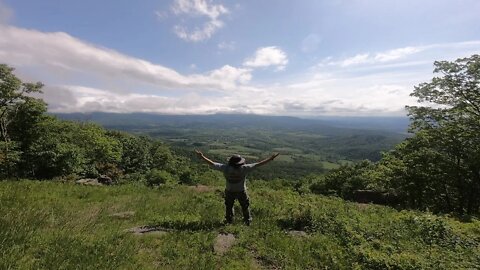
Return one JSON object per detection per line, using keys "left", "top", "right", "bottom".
{"left": 118, "top": 172, "right": 146, "bottom": 184}
{"left": 145, "top": 169, "right": 176, "bottom": 186}
{"left": 178, "top": 170, "right": 198, "bottom": 185}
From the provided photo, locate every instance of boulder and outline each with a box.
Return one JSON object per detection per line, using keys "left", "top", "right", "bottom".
{"left": 213, "top": 233, "right": 235, "bottom": 255}
{"left": 75, "top": 178, "right": 102, "bottom": 186}
{"left": 97, "top": 175, "right": 113, "bottom": 185}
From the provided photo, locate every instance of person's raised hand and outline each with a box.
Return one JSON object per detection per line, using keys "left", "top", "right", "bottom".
{"left": 270, "top": 153, "right": 280, "bottom": 160}
{"left": 194, "top": 149, "right": 203, "bottom": 158}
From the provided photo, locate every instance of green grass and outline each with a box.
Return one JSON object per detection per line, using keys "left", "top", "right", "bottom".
{"left": 320, "top": 161, "right": 341, "bottom": 170}
{"left": 1, "top": 180, "right": 479, "bottom": 269}
{"left": 272, "top": 147, "right": 303, "bottom": 154}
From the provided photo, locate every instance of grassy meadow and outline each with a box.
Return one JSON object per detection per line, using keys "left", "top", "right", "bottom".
{"left": 1, "top": 180, "right": 479, "bottom": 269}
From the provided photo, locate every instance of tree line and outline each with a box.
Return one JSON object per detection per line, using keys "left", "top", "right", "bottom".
{"left": 311, "top": 55, "right": 480, "bottom": 215}
{"left": 0, "top": 64, "right": 197, "bottom": 185}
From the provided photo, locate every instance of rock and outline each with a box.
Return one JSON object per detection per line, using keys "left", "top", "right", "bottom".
{"left": 97, "top": 175, "right": 113, "bottom": 185}
{"left": 76, "top": 178, "right": 102, "bottom": 186}
{"left": 126, "top": 226, "right": 169, "bottom": 236}
{"left": 109, "top": 211, "right": 135, "bottom": 219}
{"left": 213, "top": 233, "right": 235, "bottom": 255}
{"left": 287, "top": 230, "right": 308, "bottom": 237}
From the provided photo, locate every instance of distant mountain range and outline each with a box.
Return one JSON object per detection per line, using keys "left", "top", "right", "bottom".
{"left": 53, "top": 112, "right": 410, "bottom": 134}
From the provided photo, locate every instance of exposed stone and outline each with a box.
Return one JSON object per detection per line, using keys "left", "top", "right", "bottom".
{"left": 213, "top": 233, "right": 235, "bottom": 255}
{"left": 97, "top": 175, "right": 113, "bottom": 185}
{"left": 287, "top": 230, "right": 308, "bottom": 237}
{"left": 126, "top": 226, "right": 169, "bottom": 236}
{"left": 76, "top": 178, "right": 102, "bottom": 186}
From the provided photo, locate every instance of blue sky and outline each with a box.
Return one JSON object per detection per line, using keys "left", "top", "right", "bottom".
{"left": 1, "top": 0, "right": 479, "bottom": 116}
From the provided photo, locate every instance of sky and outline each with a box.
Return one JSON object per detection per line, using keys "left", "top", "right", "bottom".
{"left": 0, "top": 0, "right": 479, "bottom": 116}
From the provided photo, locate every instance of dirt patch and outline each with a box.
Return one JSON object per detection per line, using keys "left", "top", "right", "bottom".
{"left": 109, "top": 211, "right": 135, "bottom": 219}
{"left": 126, "top": 226, "right": 169, "bottom": 236}
{"left": 188, "top": 184, "right": 214, "bottom": 193}
{"left": 213, "top": 233, "right": 235, "bottom": 255}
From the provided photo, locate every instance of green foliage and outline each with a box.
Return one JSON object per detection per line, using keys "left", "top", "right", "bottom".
{"left": 402, "top": 54, "right": 480, "bottom": 214}
{"left": 24, "top": 119, "right": 123, "bottom": 179}
{"left": 1, "top": 181, "right": 479, "bottom": 269}
{"left": 310, "top": 160, "right": 379, "bottom": 199}
{"left": 146, "top": 169, "right": 176, "bottom": 186}
{"left": 319, "top": 55, "right": 480, "bottom": 215}
{"left": 0, "top": 64, "right": 185, "bottom": 182}
{"left": 0, "top": 64, "right": 43, "bottom": 177}
{"left": 109, "top": 131, "right": 152, "bottom": 174}
{"left": 178, "top": 169, "right": 198, "bottom": 185}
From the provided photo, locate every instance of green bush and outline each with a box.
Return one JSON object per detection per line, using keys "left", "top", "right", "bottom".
{"left": 145, "top": 169, "right": 176, "bottom": 186}
{"left": 178, "top": 169, "right": 198, "bottom": 185}
{"left": 119, "top": 172, "right": 146, "bottom": 184}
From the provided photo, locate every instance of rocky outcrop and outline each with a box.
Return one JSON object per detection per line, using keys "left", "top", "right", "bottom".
{"left": 75, "top": 178, "right": 102, "bottom": 186}
{"left": 76, "top": 175, "right": 114, "bottom": 186}
{"left": 213, "top": 233, "right": 235, "bottom": 255}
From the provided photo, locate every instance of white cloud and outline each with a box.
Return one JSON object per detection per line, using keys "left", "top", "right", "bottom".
{"left": 218, "top": 41, "right": 235, "bottom": 51}
{"left": 43, "top": 85, "right": 219, "bottom": 114}
{"left": 170, "top": 0, "right": 228, "bottom": 42}
{"left": 0, "top": 25, "right": 249, "bottom": 92}
{"left": 374, "top": 47, "right": 423, "bottom": 62}
{"left": 173, "top": 19, "right": 223, "bottom": 42}
{"left": 340, "top": 53, "right": 370, "bottom": 67}
{"left": 208, "top": 65, "right": 252, "bottom": 85}
{"left": 172, "top": 0, "right": 227, "bottom": 19}
{"left": 2, "top": 24, "right": 480, "bottom": 116}
{"left": 323, "top": 46, "right": 424, "bottom": 67}
{"left": 243, "top": 46, "right": 288, "bottom": 70}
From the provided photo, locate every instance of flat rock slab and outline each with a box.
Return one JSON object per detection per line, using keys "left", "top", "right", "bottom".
{"left": 214, "top": 233, "right": 235, "bottom": 255}
{"left": 109, "top": 211, "right": 135, "bottom": 219}
{"left": 76, "top": 178, "right": 103, "bottom": 186}
{"left": 287, "top": 230, "right": 308, "bottom": 237}
{"left": 126, "top": 226, "right": 169, "bottom": 236}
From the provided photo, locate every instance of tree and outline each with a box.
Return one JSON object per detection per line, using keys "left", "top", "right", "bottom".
{"left": 9, "top": 98, "right": 48, "bottom": 177}
{"left": 403, "top": 54, "right": 480, "bottom": 214}
{"left": 108, "top": 131, "right": 153, "bottom": 174}
{"left": 0, "top": 64, "right": 43, "bottom": 176}
{"left": 310, "top": 160, "right": 376, "bottom": 198}
{"left": 319, "top": 55, "right": 480, "bottom": 214}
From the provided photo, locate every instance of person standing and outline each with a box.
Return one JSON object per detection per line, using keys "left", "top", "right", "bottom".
{"left": 195, "top": 150, "right": 279, "bottom": 225}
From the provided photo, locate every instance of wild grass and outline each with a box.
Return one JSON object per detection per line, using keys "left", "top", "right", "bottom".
{"left": 1, "top": 180, "right": 479, "bottom": 269}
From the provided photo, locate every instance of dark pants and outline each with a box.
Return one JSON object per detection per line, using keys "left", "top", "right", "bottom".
{"left": 224, "top": 190, "right": 251, "bottom": 224}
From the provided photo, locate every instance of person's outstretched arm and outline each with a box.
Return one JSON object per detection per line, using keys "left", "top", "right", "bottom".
{"left": 195, "top": 149, "right": 216, "bottom": 166}
{"left": 255, "top": 153, "right": 280, "bottom": 167}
